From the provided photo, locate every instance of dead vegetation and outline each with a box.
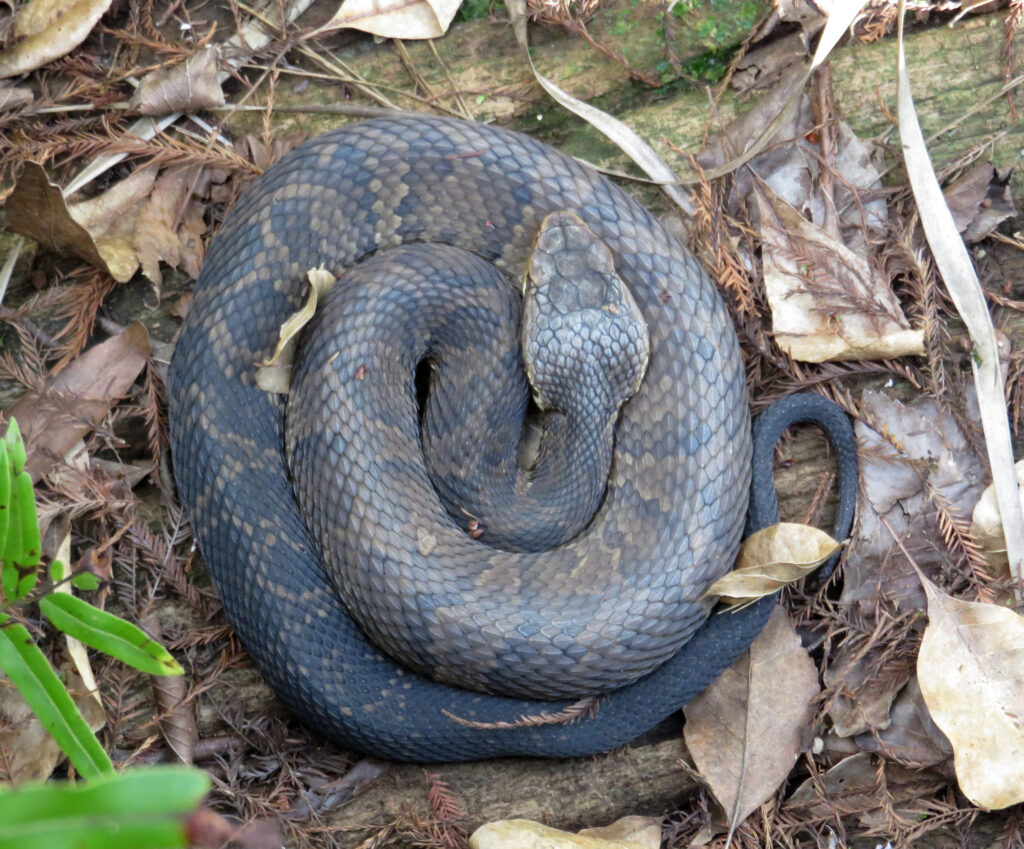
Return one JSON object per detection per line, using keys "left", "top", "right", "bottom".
{"left": 1, "top": 1, "right": 1024, "bottom": 848}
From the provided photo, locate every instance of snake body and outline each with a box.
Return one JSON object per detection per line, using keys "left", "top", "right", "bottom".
{"left": 168, "top": 116, "right": 857, "bottom": 761}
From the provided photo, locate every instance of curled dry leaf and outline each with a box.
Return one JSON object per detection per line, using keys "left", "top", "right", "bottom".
{"left": 5, "top": 322, "right": 151, "bottom": 482}
{"left": 0, "top": 0, "right": 113, "bottom": 78}
{"left": 683, "top": 606, "right": 819, "bottom": 830}
{"left": 916, "top": 572, "right": 1024, "bottom": 809}
{"left": 969, "top": 459, "right": 1024, "bottom": 583}
{"left": 324, "top": 0, "right": 462, "bottom": 39}
{"left": 256, "top": 266, "right": 337, "bottom": 394}
{"left": 129, "top": 45, "right": 225, "bottom": 117}
{"left": 942, "top": 161, "right": 1016, "bottom": 243}
{"left": 754, "top": 177, "right": 924, "bottom": 362}
{"left": 5, "top": 162, "right": 209, "bottom": 285}
{"left": 823, "top": 640, "right": 912, "bottom": 738}
{"left": 706, "top": 522, "right": 840, "bottom": 606}
{"left": 471, "top": 819, "right": 654, "bottom": 849}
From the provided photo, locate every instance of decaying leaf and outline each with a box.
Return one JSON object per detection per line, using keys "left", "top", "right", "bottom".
{"left": 824, "top": 640, "right": 912, "bottom": 738}
{"left": 323, "top": 0, "right": 462, "bottom": 39}
{"left": 854, "top": 676, "right": 952, "bottom": 768}
{"left": 969, "top": 459, "right": 1024, "bottom": 582}
{"left": 916, "top": 572, "right": 1024, "bottom": 809}
{"left": 0, "top": 667, "right": 105, "bottom": 783}
{"left": 706, "top": 522, "right": 840, "bottom": 605}
{"left": 841, "top": 390, "right": 988, "bottom": 615}
{"left": 754, "top": 177, "right": 924, "bottom": 362}
{"left": 471, "top": 819, "right": 653, "bottom": 849}
{"left": 129, "top": 45, "right": 225, "bottom": 117}
{"left": 5, "top": 322, "right": 151, "bottom": 482}
{"left": 786, "top": 752, "right": 945, "bottom": 825}
{"left": 942, "top": 161, "right": 1016, "bottom": 243}
{"left": 0, "top": 0, "right": 113, "bottom": 78}
{"left": 6, "top": 162, "right": 210, "bottom": 285}
{"left": 683, "top": 606, "right": 819, "bottom": 829}
{"left": 0, "top": 81, "right": 32, "bottom": 110}
{"left": 256, "top": 266, "right": 337, "bottom": 394}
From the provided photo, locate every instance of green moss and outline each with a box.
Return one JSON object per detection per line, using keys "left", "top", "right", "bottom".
{"left": 456, "top": 0, "right": 503, "bottom": 22}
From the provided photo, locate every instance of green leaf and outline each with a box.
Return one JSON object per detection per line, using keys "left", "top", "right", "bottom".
{"left": 39, "top": 594, "right": 183, "bottom": 676}
{"left": 0, "top": 765, "right": 209, "bottom": 849}
{"left": 11, "top": 471, "right": 40, "bottom": 567}
{"left": 70, "top": 571, "right": 100, "bottom": 591}
{"left": 4, "top": 418, "right": 26, "bottom": 476}
{"left": 0, "top": 624, "right": 113, "bottom": 778}
{"left": 0, "top": 443, "right": 11, "bottom": 556}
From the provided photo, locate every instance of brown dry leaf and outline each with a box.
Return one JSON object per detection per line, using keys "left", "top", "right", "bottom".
{"left": 754, "top": 177, "right": 923, "bottom": 362}
{"left": 0, "top": 0, "right": 113, "bottom": 78}
{"left": 577, "top": 817, "right": 660, "bottom": 849}
{"left": 855, "top": 676, "right": 953, "bottom": 768}
{"left": 5, "top": 161, "right": 132, "bottom": 278}
{"left": 5, "top": 322, "right": 151, "bottom": 482}
{"left": 683, "top": 606, "right": 819, "bottom": 829}
{"left": 129, "top": 45, "right": 224, "bottom": 117}
{"left": 323, "top": 0, "right": 462, "bottom": 38}
{"left": 916, "top": 572, "right": 1024, "bottom": 809}
{"left": 942, "top": 162, "right": 1016, "bottom": 243}
{"left": 841, "top": 390, "right": 988, "bottom": 615}
{"left": 970, "top": 459, "right": 1024, "bottom": 582}
{"left": 256, "top": 266, "right": 337, "bottom": 393}
{"left": 471, "top": 820, "right": 652, "bottom": 849}
{"left": 786, "top": 752, "right": 945, "bottom": 825}
{"left": 7, "top": 162, "right": 208, "bottom": 285}
{"left": 0, "top": 668, "right": 105, "bottom": 783}
{"left": 0, "top": 80, "right": 32, "bottom": 110}
{"left": 824, "top": 641, "right": 912, "bottom": 738}
{"left": 706, "top": 523, "right": 840, "bottom": 605}
{"left": 142, "top": 613, "right": 197, "bottom": 765}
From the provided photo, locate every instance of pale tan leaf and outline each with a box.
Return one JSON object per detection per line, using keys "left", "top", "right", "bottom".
{"left": 256, "top": 266, "right": 337, "bottom": 393}
{"left": 471, "top": 820, "right": 651, "bottom": 849}
{"left": 577, "top": 817, "right": 660, "bottom": 849}
{"left": 896, "top": 11, "right": 1024, "bottom": 592}
{"left": 0, "top": 0, "right": 113, "bottom": 78}
{"left": 324, "top": 0, "right": 461, "bottom": 39}
{"left": 916, "top": 572, "right": 1024, "bottom": 809}
{"left": 6, "top": 323, "right": 151, "bottom": 482}
{"left": 705, "top": 523, "right": 840, "bottom": 605}
{"left": 129, "top": 46, "right": 224, "bottom": 117}
{"left": 683, "top": 606, "right": 819, "bottom": 829}
{"left": 754, "top": 177, "right": 924, "bottom": 362}
{"left": 0, "top": 81, "right": 32, "bottom": 110}
{"left": 970, "top": 459, "right": 1024, "bottom": 582}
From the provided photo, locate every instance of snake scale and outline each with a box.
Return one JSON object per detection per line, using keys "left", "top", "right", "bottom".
{"left": 168, "top": 115, "right": 858, "bottom": 762}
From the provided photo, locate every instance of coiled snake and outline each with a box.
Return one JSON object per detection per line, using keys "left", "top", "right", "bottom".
{"left": 169, "top": 116, "right": 857, "bottom": 762}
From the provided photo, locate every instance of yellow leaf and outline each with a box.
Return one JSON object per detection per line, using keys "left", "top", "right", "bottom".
{"left": 916, "top": 573, "right": 1024, "bottom": 809}
{"left": 705, "top": 523, "right": 841, "bottom": 606}
{"left": 0, "top": 0, "right": 114, "bottom": 79}
{"left": 255, "top": 267, "right": 337, "bottom": 394}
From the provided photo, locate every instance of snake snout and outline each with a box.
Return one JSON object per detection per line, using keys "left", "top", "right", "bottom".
{"left": 523, "top": 211, "right": 651, "bottom": 413}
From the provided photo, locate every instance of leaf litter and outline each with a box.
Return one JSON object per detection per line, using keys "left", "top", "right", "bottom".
{"left": 0, "top": 0, "right": 1023, "bottom": 847}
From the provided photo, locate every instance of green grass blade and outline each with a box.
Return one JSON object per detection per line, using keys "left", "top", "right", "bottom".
{"left": 0, "top": 443, "right": 10, "bottom": 557}
{"left": 0, "top": 624, "right": 113, "bottom": 778}
{"left": 0, "top": 766, "right": 209, "bottom": 849}
{"left": 0, "top": 765, "right": 209, "bottom": 825}
{"left": 11, "top": 471, "right": 40, "bottom": 568}
{"left": 39, "top": 594, "right": 183, "bottom": 676}
{"left": 0, "top": 819, "right": 188, "bottom": 849}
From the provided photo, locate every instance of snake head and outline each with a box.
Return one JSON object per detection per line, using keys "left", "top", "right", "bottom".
{"left": 522, "top": 211, "right": 650, "bottom": 413}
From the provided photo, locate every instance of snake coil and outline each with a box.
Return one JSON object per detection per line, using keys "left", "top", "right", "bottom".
{"left": 169, "top": 116, "right": 857, "bottom": 762}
